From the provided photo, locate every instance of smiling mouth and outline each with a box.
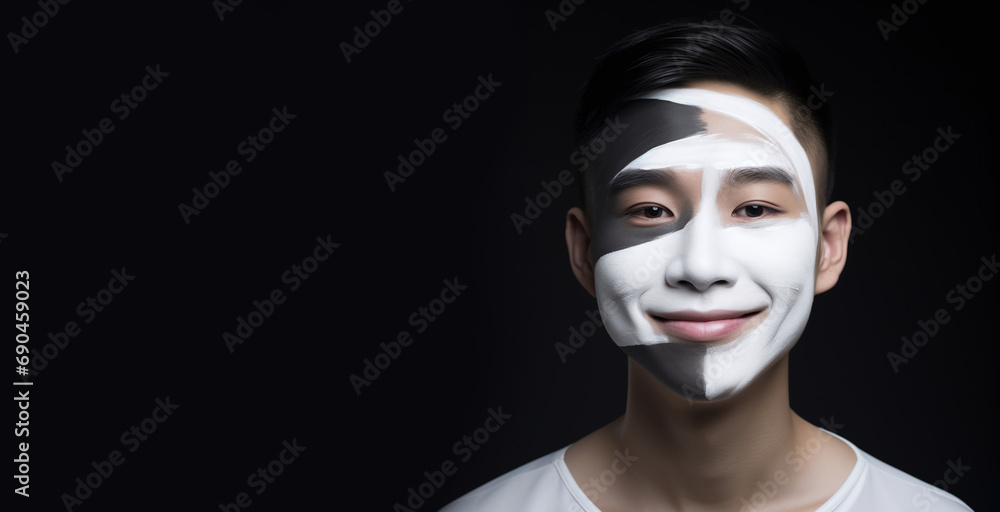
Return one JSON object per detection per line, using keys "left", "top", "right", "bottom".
{"left": 649, "top": 309, "right": 764, "bottom": 342}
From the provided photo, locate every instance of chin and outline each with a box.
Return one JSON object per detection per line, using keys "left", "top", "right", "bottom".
{"left": 622, "top": 346, "right": 748, "bottom": 402}
{"left": 619, "top": 321, "right": 803, "bottom": 403}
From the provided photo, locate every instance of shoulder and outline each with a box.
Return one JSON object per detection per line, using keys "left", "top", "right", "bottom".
{"left": 438, "top": 446, "right": 591, "bottom": 512}
{"left": 829, "top": 431, "right": 974, "bottom": 512}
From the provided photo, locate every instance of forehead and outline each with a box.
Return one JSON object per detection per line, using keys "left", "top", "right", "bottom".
{"left": 589, "top": 88, "right": 816, "bottom": 213}
{"left": 615, "top": 112, "right": 791, "bottom": 178}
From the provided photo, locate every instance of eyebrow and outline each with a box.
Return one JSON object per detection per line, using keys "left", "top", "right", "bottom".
{"left": 721, "top": 166, "right": 795, "bottom": 189}
{"left": 608, "top": 168, "right": 679, "bottom": 195}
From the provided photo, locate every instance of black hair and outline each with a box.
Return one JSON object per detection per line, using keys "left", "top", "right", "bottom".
{"left": 576, "top": 17, "right": 835, "bottom": 210}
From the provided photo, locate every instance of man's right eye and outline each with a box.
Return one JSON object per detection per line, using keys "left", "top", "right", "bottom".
{"left": 626, "top": 205, "right": 673, "bottom": 221}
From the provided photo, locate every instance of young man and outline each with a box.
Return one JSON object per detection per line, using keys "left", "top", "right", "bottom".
{"left": 440, "top": 20, "right": 974, "bottom": 512}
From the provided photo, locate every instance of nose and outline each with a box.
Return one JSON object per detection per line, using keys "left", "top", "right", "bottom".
{"left": 663, "top": 211, "right": 740, "bottom": 292}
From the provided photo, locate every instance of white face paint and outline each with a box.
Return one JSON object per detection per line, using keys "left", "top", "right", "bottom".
{"left": 592, "top": 88, "right": 819, "bottom": 401}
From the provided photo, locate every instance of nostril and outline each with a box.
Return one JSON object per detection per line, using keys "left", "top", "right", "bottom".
{"left": 674, "top": 277, "right": 732, "bottom": 292}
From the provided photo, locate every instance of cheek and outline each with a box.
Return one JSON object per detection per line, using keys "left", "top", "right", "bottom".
{"left": 594, "top": 238, "right": 674, "bottom": 298}
{"left": 725, "top": 219, "right": 817, "bottom": 291}
{"left": 593, "top": 241, "right": 671, "bottom": 347}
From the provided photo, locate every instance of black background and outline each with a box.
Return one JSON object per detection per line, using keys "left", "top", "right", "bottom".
{"left": 3, "top": 0, "right": 996, "bottom": 510}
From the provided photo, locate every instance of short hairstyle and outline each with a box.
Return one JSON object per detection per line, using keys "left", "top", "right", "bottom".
{"left": 576, "top": 18, "right": 835, "bottom": 214}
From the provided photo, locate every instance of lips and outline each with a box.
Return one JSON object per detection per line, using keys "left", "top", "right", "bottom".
{"left": 649, "top": 309, "right": 763, "bottom": 342}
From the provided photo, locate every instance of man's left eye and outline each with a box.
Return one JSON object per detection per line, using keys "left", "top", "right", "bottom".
{"left": 733, "top": 204, "right": 779, "bottom": 218}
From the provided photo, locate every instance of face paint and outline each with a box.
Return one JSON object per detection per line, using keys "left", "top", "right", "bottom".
{"left": 588, "top": 88, "right": 819, "bottom": 401}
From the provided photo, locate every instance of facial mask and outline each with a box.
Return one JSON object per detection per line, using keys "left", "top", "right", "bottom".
{"left": 587, "top": 88, "right": 819, "bottom": 402}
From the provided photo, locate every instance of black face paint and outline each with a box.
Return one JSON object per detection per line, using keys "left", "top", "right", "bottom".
{"left": 621, "top": 343, "right": 711, "bottom": 400}
{"left": 586, "top": 100, "right": 706, "bottom": 260}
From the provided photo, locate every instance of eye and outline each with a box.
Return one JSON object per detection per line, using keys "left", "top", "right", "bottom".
{"left": 626, "top": 205, "right": 673, "bottom": 220}
{"left": 625, "top": 204, "right": 674, "bottom": 226}
{"left": 733, "top": 203, "right": 781, "bottom": 219}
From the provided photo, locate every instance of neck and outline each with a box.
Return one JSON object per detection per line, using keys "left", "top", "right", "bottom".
{"left": 615, "top": 354, "right": 799, "bottom": 509}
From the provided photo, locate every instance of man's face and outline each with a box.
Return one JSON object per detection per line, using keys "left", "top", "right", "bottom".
{"left": 587, "top": 86, "right": 819, "bottom": 401}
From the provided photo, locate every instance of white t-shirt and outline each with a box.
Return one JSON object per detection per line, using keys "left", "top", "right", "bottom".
{"left": 439, "top": 429, "right": 973, "bottom": 511}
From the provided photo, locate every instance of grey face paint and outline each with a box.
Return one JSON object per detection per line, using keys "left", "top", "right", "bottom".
{"left": 586, "top": 100, "right": 706, "bottom": 259}
{"left": 621, "top": 343, "right": 714, "bottom": 400}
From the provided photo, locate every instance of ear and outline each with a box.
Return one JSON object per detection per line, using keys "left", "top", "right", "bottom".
{"left": 566, "top": 207, "right": 597, "bottom": 297}
{"left": 815, "top": 200, "right": 851, "bottom": 294}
